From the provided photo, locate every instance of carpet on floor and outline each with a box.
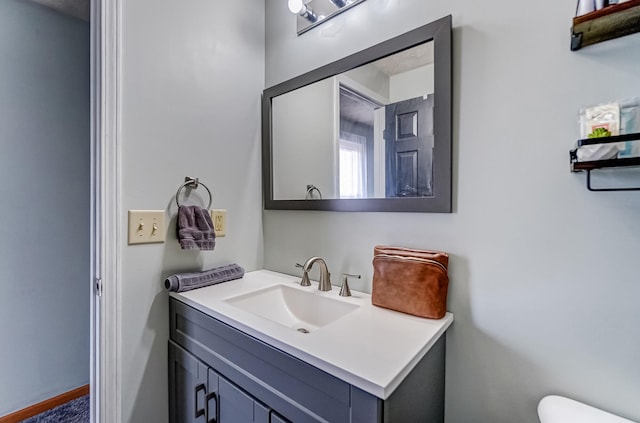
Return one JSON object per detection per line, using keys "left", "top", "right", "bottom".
{"left": 21, "top": 395, "right": 89, "bottom": 423}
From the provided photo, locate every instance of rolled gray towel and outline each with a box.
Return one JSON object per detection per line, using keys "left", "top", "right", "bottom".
{"left": 165, "top": 263, "right": 244, "bottom": 293}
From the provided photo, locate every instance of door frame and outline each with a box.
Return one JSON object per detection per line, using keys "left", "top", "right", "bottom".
{"left": 91, "top": 0, "right": 121, "bottom": 421}
{"left": 333, "top": 75, "right": 388, "bottom": 199}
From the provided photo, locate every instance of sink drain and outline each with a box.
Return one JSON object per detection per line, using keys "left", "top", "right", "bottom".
{"left": 297, "top": 327, "right": 310, "bottom": 334}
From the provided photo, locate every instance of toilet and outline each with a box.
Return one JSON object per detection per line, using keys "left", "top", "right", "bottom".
{"left": 538, "top": 395, "right": 636, "bottom": 423}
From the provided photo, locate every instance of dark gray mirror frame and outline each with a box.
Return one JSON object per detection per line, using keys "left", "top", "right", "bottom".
{"left": 262, "top": 15, "right": 452, "bottom": 212}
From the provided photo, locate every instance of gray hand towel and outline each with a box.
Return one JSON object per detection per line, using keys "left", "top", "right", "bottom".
{"left": 177, "top": 205, "right": 216, "bottom": 250}
{"left": 165, "top": 263, "right": 245, "bottom": 292}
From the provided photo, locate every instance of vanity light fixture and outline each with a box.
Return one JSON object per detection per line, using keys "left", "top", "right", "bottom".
{"left": 288, "top": 0, "right": 367, "bottom": 35}
{"left": 288, "top": 0, "right": 318, "bottom": 23}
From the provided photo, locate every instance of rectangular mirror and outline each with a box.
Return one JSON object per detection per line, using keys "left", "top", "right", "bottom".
{"left": 262, "top": 15, "right": 452, "bottom": 212}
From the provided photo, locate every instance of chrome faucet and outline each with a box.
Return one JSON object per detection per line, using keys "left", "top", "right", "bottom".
{"left": 302, "top": 257, "right": 332, "bottom": 291}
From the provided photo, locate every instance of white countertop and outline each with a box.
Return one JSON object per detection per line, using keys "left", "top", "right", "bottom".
{"left": 170, "top": 269, "right": 453, "bottom": 399}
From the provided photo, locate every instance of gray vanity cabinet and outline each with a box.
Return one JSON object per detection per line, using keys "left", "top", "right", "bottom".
{"left": 169, "top": 298, "right": 445, "bottom": 423}
{"left": 169, "top": 341, "right": 283, "bottom": 423}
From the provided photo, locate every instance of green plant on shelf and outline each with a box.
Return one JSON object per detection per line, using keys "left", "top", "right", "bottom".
{"left": 588, "top": 127, "right": 612, "bottom": 138}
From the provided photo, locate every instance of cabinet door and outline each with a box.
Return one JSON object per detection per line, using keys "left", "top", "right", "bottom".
{"left": 218, "top": 377, "right": 270, "bottom": 423}
{"left": 169, "top": 341, "right": 208, "bottom": 423}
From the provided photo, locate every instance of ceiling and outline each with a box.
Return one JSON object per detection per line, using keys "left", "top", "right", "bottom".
{"left": 28, "top": 0, "right": 89, "bottom": 21}
{"left": 373, "top": 41, "right": 434, "bottom": 76}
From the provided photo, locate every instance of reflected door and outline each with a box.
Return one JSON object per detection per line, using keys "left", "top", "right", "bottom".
{"left": 385, "top": 95, "right": 434, "bottom": 197}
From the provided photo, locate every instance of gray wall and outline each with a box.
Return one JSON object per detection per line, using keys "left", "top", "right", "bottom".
{"left": 273, "top": 77, "right": 336, "bottom": 199}
{"left": 0, "top": 0, "right": 90, "bottom": 416}
{"left": 265, "top": 1, "right": 640, "bottom": 422}
{"left": 118, "top": 0, "right": 265, "bottom": 421}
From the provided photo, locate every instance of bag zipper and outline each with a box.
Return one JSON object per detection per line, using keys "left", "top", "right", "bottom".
{"left": 375, "top": 254, "right": 448, "bottom": 273}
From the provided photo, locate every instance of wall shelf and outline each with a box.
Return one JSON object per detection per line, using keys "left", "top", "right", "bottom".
{"left": 570, "top": 133, "right": 640, "bottom": 191}
{"left": 571, "top": 0, "right": 640, "bottom": 50}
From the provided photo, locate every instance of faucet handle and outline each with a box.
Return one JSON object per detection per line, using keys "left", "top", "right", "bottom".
{"left": 295, "top": 263, "right": 312, "bottom": 287}
{"left": 340, "top": 273, "right": 361, "bottom": 297}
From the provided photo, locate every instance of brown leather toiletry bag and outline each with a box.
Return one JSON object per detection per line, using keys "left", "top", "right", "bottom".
{"left": 372, "top": 245, "right": 449, "bottom": 319}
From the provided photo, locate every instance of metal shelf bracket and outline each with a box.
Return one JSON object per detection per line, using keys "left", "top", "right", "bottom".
{"left": 585, "top": 169, "right": 640, "bottom": 192}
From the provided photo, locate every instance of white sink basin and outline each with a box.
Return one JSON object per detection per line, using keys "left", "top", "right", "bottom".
{"left": 224, "top": 284, "right": 359, "bottom": 332}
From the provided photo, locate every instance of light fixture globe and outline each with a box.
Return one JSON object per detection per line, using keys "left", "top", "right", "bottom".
{"left": 288, "top": 0, "right": 304, "bottom": 14}
{"left": 287, "top": 0, "right": 317, "bottom": 23}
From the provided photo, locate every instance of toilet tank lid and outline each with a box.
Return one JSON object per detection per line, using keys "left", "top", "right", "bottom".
{"left": 538, "top": 395, "right": 636, "bottom": 423}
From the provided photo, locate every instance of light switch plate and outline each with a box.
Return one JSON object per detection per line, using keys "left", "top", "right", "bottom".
{"left": 210, "top": 209, "right": 227, "bottom": 237}
{"left": 128, "top": 210, "right": 166, "bottom": 245}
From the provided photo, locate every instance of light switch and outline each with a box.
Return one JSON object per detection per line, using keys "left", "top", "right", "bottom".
{"left": 210, "top": 209, "right": 227, "bottom": 237}
{"left": 128, "top": 210, "right": 166, "bottom": 245}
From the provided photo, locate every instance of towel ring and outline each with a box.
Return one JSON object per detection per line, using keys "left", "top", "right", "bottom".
{"left": 175, "top": 177, "right": 212, "bottom": 209}
{"left": 306, "top": 184, "right": 322, "bottom": 199}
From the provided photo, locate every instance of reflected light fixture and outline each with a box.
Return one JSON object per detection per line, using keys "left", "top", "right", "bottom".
{"left": 288, "top": 0, "right": 318, "bottom": 23}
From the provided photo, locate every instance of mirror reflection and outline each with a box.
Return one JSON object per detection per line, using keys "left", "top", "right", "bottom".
{"left": 272, "top": 41, "right": 434, "bottom": 200}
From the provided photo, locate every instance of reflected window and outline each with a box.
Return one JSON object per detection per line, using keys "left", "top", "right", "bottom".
{"left": 339, "top": 132, "right": 367, "bottom": 198}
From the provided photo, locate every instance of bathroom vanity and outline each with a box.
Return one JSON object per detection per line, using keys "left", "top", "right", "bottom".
{"left": 168, "top": 270, "right": 453, "bottom": 422}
